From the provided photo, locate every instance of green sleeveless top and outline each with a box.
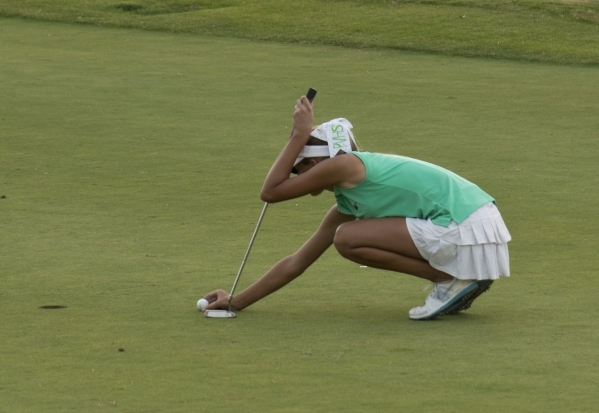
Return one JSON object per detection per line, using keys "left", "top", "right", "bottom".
{"left": 334, "top": 152, "right": 495, "bottom": 227}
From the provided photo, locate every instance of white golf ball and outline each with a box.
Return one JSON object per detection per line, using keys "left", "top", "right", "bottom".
{"left": 197, "top": 298, "right": 209, "bottom": 311}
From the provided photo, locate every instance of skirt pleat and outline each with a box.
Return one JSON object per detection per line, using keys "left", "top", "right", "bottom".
{"left": 406, "top": 203, "right": 511, "bottom": 280}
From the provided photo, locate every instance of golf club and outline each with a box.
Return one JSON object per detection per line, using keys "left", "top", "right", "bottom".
{"left": 205, "top": 87, "right": 317, "bottom": 319}
{"left": 204, "top": 202, "right": 269, "bottom": 318}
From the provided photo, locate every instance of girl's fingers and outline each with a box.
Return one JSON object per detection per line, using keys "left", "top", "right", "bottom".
{"left": 296, "top": 96, "right": 310, "bottom": 108}
{"left": 203, "top": 289, "right": 226, "bottom": 303}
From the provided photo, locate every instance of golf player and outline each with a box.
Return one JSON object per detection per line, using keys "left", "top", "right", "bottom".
{"left": 203, "top": 94, "right": 511, "bottom": 320}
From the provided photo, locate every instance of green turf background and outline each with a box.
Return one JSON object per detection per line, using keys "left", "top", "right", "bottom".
{"left": 1, "top": 16, "right": 599, "bottom": 413}
{"left": 1, "top": 0, "right": 599, "bottom": 65}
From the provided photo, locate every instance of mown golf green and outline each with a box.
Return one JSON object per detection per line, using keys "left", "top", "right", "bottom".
{"left": 1, "top": 15, "right": 598, "bottom": 413}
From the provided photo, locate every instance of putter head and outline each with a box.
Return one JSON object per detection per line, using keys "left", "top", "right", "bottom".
{"left": 204, "top": 309, "right": 236, "bottom": 319}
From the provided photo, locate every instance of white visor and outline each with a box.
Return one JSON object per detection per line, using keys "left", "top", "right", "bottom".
{"left": 293, "top": 118, "right": 356, "bottom": 169}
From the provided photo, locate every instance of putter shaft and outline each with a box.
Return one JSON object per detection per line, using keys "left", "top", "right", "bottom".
{"left": 227, "top": 202, "right": 269, "bottom": 312}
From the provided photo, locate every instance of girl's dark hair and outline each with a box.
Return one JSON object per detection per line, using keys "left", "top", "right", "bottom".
{"left": 306, "top": 136, "right": 328, "bottom": 146}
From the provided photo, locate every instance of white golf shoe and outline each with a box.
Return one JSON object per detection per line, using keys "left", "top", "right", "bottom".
{"left": 445, "top": 280, "right": 494, "bottom": 315}
{"left": 409, "top": 278, "right": 478, "bottom": 320}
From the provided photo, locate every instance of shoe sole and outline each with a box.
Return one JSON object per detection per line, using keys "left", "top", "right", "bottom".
{"left": 443, "top": 280, "right": 494, "bottom": 316}
{"left": 409, "top": 282, "right": 479, "bottom": 321}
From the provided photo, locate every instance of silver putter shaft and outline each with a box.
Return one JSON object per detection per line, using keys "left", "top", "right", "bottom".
{"left": 205, "top": 202, "right": 269, "bottom": 319}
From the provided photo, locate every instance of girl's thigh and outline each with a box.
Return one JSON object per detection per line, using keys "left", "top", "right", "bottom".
{"left": 334, "top": 218, "right": 425, "bottom": 260}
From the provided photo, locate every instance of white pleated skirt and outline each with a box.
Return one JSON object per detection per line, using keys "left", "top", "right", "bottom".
{"left": 406, "top": 203, "right": 511, "bottom": 280}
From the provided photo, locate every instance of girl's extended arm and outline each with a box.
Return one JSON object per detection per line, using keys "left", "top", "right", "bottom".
{"left": 203, "top": 206, "right": 355, "bottom": 311}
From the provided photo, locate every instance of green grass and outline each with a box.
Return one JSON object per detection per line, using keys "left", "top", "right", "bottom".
{"left": 0, "top": 0, "right": 598, "bottom": 65}
{"left": 2, "top": 16, "right": 599, "bottom": 413}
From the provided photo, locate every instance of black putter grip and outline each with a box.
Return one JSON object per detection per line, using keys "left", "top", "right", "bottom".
{"left": 306, "top": 88, "right": 317, "bottom": 102}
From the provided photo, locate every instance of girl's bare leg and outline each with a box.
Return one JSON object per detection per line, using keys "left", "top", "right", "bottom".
{"left": 333, "top": 218, "right": 453, "bottom": 283}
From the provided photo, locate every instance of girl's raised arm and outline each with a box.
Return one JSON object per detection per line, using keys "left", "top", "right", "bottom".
{"left": 260, "top": 97, "right": 360, "bottom": 203}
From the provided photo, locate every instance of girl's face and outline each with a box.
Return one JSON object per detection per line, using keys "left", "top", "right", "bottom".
{"left": 295, "top": 159, "right": 332, "bottom": 196}
{"left": 294, "top": 159, "right": 317, "bottom": 175}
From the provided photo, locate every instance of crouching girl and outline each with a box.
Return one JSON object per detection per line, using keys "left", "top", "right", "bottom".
{"left": 202, "top": 94, "right": 511, "bottom": 320}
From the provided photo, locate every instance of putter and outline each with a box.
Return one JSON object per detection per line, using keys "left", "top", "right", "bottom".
{"left": 205, "top": 88, "right": 316, "bottom": 319}
{"left": 204, "top": 202, "right": 269, "bottom": 318}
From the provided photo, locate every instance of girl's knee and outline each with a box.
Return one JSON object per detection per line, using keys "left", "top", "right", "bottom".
{"left": 333, "top": 223, "right": 353, "bottom": 257}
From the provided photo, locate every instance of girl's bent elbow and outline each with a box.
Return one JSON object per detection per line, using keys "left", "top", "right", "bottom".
{"left": 260, "top": 191, "right": 273, "bottom": 203}
{"left": 260, "top": 190, "right": 281, "bottom": 203}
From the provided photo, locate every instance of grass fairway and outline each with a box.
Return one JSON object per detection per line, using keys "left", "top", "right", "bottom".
{"left": 2, "top": 17, "right": 599, "bottom": 412}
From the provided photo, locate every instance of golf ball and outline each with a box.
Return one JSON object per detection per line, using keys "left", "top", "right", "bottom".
{"left": 197, "top": 298, "right": 209, "bottom": 311}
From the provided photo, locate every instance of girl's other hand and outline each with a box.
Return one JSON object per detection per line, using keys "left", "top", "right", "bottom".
{"left": 202, "top": 289, "right": 233, "bottom": 311}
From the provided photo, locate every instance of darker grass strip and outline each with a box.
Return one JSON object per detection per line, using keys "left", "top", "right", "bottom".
{"left": 0, "top": 1, "right": 598, "bottom": 65}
